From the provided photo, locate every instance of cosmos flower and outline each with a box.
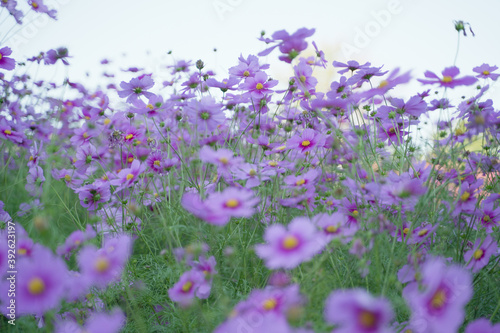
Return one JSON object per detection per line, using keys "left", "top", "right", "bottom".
{"left": 464, "top": 318, "right": 500, "bottom": 333}
{"left": 403, "top": 256, "right": 472, "bottom": 333}
{"left": 75, "top": 179, "right": 111, "bottom": 211}
{"left": 255, "top": 217, "right": 323, "bottom": 269}
{"left": 110, "top": 159, "right": 146, "bottom": 193}
{"left": 324, "top": 289, "right": 394, "bottom": 333}
{"left": 287, "top": 128, "right": 325, "bottom": 154}
{"left": 239, "top": 71, "right": 278, "bottom": 100}
{"left": 184, "top": 96, "right": 226, "bottom": 133}
{"left": 168, "top": 269, "right": 206, "bottom": 306}
{"left": 0, "top": 246, "right": 67, "bottom": 316}
{"left": 0, "top": 46, "right": 16, "bottom": 70}
{"left": 258, "top": 28, "right": 316, "bottom": 63}
{"left": 55, "top": 308, "right": 126, "bottom": 333}
{"left": 472, "top": 63, "right": 499, "bottom": 80}
{"left": 417, "top": 66, "right": 477, "bottom": 88}
{"left": 464, "top": 235, "right": 497, "bottom": 273}
{"left": 118, "top": 74, "right": 155, "bottom": 104}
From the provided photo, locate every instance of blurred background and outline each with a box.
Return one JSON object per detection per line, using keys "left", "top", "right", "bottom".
{"left": 1, "top": 0, "right": 499, "bottom": 106}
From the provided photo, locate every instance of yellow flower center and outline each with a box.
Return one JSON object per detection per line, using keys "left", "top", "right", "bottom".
{"left": 0, "top": 54, "right": 2, "bottom": 60}
{"left": 460, "top": 191, "right": 470, "bottom": 201}
{"left": 29, "top": 156, "right": 34, "bottom": 161}
{"left": 104, "top": 118, "right": 111, "bottom": 125}
{"left": 4, "top": 129, "right": 12, "bottom": 135}
{"left": 147, "top": 103, "right": 154, "bottom": 110}
{"left": 125, "top": 134, "right": 134, "bottom": 140}
{"left": 154, "top": 160, "right": 161, "bottom": 166}
{"left": 18, "top": 248, "right": 27, "bottom": 255}
{"left": 95, "top": 257, "right": 110, "bottom": 272}
{"left": 28, "top": 277, "right": 45, "bottom": 295}
{"left": 225, "top": 199, "right": 239, "bottom": 208}
{"left": 82, "top": 132, "right": 89, "bottom": 139}
{"left": 74, "top": 240, "right": 81, "bottom": 245}
{"left": 243, "top": 70, "right": 250, "bottom": 77}
{"left": 31, "top": 1, "right": 39, "bottom": 9}
{"left": 430, "top": 289, "right": 447, "bottom": 309}
{"left": 126, "top": 173, "right": 134, "bottom": 181}
{"left": 359, "top": 310, "right": 376, "bottom": 328}
{"left": 263, "top": 298, "right": 277, "bottom": 311}
{"left": 389, "top": 127, "right": 396, "bottom": 134}
{"left": 352, "top": 210, "right": 359, "bottom": 217}
{"left": 296, "top": 179, "right": 306, "bottom": 186}
{"left": 219, "top": 157, "right": 229, "bottom": 165}
{"left": 268, "top": 161, "right": 278, "bottom": 167}
{"left": 282, "top": 235, "right": 299, "bottom": 250}
{"left": 299, "top": 75, "right": 306, "bottom": 83}
{"left": 417, "top": 229, "right": 428, "bottom": 237}
{"left": 181, "top": 281, "right": 193, "bottom": 292}
{"left": 442, "top": 76, "right": 453, "bottom": 83}
{"left": 127, "top": 157, "right": 134, "bottom": 163}
{"left": 85, "top": 116, "right": 90, "bottom": 120}
{"left": 483, "top": 215, "right": 490, "bottom": 222}
{"left": 455, "top": 128, "right": 466, "bottom": 136}
{"left": 276, "top": 145, "right": 286, "bottom": 151}
{"left": 326, "top": 225, "right": 338, "bottom": 233}
{"left": 301, "top": 140, "right": 311, "bottom": 147}
{"left": 378, "top": 80, "right": 389, "bottom": 88}
{"left": 403, "top": 227, "right": 410, "bottom": 235}
{"left": 249, "top": 169, "right": 257, "bottom": 176}
{"left": 256, "top": 83, "right": 264, "bottom": 90}
{"left": 482, "top": 70, "right": 490, "bottom": 75}
{"left": 63, "top": 174, "right": 71, "bottom": 182}
{"left": 473, "top": 249, "right": 484, "bottom": 260}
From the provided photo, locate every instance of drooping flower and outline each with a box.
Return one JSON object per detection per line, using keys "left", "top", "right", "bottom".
{"left": 324, "top": 289, "right": 394, "bottom": 333}
{"left": 255, "top": 217, "right": 323, "bottom": 269}
{"left": 44, "top": 47, "right": 70, "bottom": 65}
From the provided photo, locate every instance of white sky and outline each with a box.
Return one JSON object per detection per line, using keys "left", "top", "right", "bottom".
{"left": 1, "top": 0, "right": 499, "bottom": 103}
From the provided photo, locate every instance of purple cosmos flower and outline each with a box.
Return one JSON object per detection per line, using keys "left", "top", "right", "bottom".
{"left": 464, "top": 235, "right": 497, "bottom": 273}
{"left": 25, "top": 165, "right": 45, "bottom": 197}
{"left": 283, "top": 169, "right": 319, "bottom": 189}
{"left": 110, "top": 159, "right": 146, "bottom": 193}
{"left": 465, "top": 318, "right": 500, "bottom": 333}
{"left": 332, "top": 60, "right": 372, "bottom": 74}
{"left": 118, "top": 74, "right": 155, "bottom": 104}
{"left": 453, "top": 180, "right": 482, "bottom": 216}
{"left": 190, "top": 256, "right": 217, "bottom": 298}
{"left": 74, "top": 143, "right": 98, "bottom": 174}
{"left": 324, "top": 289, "right": 394, "bottom": 333}
{"left": 28, "top": 0, "right": 57, "bottom": 18}
{"left": 477, "top": 202, "right": 500, "bottom": 233}
{"left": 0, "top": 246, "right": 67, "bottom": 316}
{"left": 205, "top": 76, "right": 240, "bottom": 92}
{"left": 168, "top": 269, "right": 205, "bottom": 306}
{"left": 55, "top": 308, "right": 126, "bottom": 333}
{"left": 78, "top": 234, "right": 132, "bottom": 288}
{"left": 255, "top": 217, "right": 323, "bottom": 269}
{"left": 293, "top": 59, "right": 318, "bottom": 92}
{"left": 403, "top": 256, "right": 472, "bottom": 333}
{"left": 417, "top": 66, "right": 477, "bottom": 88}
{"left": 312, "top": 212, "right": 357, "bottom": 243}
{"left": 239, "top": 71, "right": 278, "bottom": 100}
{"left": 204, "top": 187, "right": 259, "bottom": 220}
{"left": 75, "top": 180, "right": 111, "bottom": 211}
{"left": 0, "top": 46, "right": 16, "bottom": 71}
{"left": 259, "top": 28, "right": 315, "bottom": 63}
{"left": 185, "top": 96, "right": 226, "bottom": 133}
{"left": 287, "top": 128, "right": 326, "bottom": 154}
{"left": 57, "top": 225, "right": 96, "bottom": 258}
{"left": 181, "top": 192, "right": 230, "bottom": 226}
{"left": 472, "top": 63, "right": 499, "bottom": 80}
{"left": 44, "top": 47, "right": 70, "bottom": 65}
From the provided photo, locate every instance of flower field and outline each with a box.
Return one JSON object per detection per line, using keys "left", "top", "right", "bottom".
{"left": 0, "top": 2, "right": 499, "bottom": 332}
